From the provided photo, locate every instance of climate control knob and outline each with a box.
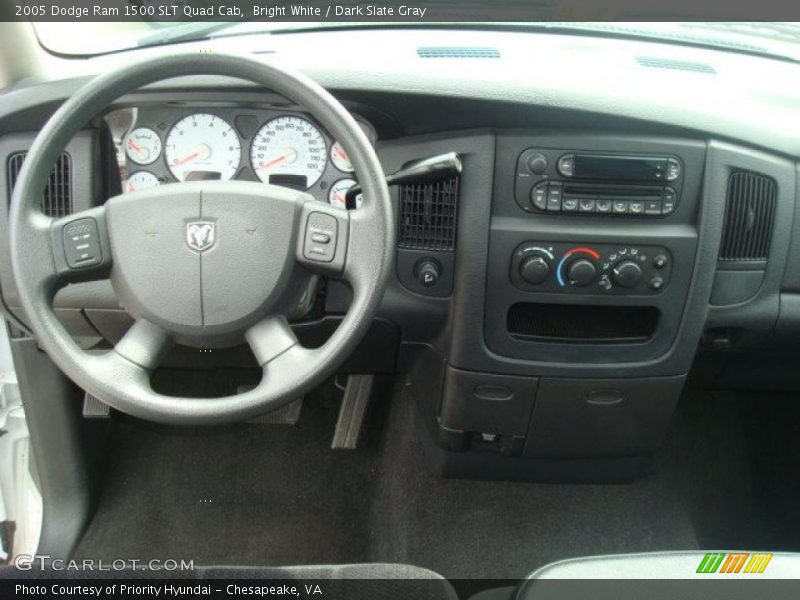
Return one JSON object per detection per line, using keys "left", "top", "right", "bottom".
{"left": 612, "top": 260, "right": 643, "bottom": 289}
{"left": 519, "top": 256, "right": 550, "bottom": 285}
{"left": 567, "top": 258, "right": 596, "bottom": 287}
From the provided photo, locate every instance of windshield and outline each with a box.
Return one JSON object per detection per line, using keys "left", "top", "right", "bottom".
{"left": 33, "top": 21, "right": 800, "bottom": 62}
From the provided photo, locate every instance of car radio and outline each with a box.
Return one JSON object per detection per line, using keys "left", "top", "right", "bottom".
{"left": 514, "top": 149, "right": 684, "bottom": 217}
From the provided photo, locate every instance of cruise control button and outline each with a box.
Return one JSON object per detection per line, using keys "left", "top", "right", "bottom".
{"left": 303, "top": 212, "right": 338, "bottom": 263}
{"left": 63, "top": 218, "right": 102, "bottom": 268}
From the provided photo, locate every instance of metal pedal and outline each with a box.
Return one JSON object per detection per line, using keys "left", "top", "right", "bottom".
{"left": 82, "top": 393, "right": 110, "bottom": 418}
{"left": 331, "top": 374, "right": 374, "bottom": 450}
{"left": 237, "top": 385, "right": 303, "bottom": 424}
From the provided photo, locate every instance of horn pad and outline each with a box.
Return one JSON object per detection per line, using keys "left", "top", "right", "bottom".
{"left": 106, "top": 182, "right": 308, "bottom": 345}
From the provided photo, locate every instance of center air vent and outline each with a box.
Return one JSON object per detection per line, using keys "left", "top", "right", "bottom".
{"left": 7, "top": 151, "right": 73, "bottom": 217}
{"left": 719, "top": 171, "right": 776, "bottom": 262}
{"left": 398, "top": 176, "right": 459, "bottom": 251}
{"left": 417, "top": 47, "right": 500, "bottom": 59}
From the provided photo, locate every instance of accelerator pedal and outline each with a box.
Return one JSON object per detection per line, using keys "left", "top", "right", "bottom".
{"left": 82, "top": 392, "right": 110, "bottom": 418}
{"left": 237, "top": 385, "right": 303, "bottom": 424}
{"left": 331, "top": 374, "right": 374, "bottom": 450}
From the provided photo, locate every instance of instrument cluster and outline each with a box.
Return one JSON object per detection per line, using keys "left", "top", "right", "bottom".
{"left": 121, "top": 106, "right": 375, "bottom": 209}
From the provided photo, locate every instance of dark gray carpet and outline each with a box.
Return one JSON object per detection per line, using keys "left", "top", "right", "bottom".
{"left": 74, "top": 376, "right": 800, "bottom": 579}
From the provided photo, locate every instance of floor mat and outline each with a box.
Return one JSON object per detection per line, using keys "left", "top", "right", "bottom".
{"left": 74, "top": 378, "right": 800, "bottom": 579}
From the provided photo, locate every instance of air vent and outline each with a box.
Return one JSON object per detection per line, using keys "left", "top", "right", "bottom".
{"left": 719, "top": 171, "right": 777, "bottom": 262}
{"left": 417, "top": 47, "right": 500, "bottom": 59}
{"left": 398, "top": 177, "right": 459, "bottom": 251}
{"left": 7, "top": 152, "right": 73, "bottom": 217}
{"left": 636, "top": 56, "right": 716, "bottom": 74}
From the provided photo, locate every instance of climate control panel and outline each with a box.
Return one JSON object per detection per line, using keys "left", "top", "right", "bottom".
{"left": 510, "top": 242, "right": 672, "bottom": 295}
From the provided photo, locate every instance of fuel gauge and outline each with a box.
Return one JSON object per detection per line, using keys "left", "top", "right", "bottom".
{"left": 126, "top": 171, "right": 160, "bottom": 193}
{"left": 125, "top": 127, "right": 162, "bottom": 165}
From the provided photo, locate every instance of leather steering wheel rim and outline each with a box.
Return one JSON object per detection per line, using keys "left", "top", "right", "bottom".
{"left": 8, "top": 53, "right": 393, "bottom": 425}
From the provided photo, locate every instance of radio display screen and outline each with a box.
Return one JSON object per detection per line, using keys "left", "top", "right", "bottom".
{"left": 574, "top": 155, "right": 667, "bottom": 181}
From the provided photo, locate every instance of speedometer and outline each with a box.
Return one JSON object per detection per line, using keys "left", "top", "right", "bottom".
{"left": 250, "top": 116, "right": 327, "bottom": 189}
{"left": 165, "top": 113, "right": 241, "bottom": 181}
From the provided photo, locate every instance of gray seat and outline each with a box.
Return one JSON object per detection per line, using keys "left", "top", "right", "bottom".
{"left": 525, "top": 551, "right": 799, "bottom": 579}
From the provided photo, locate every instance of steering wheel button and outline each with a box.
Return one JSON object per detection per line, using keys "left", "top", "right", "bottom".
{"left": 303, "top": 212, "right": 338, "bottom": 263}
{"left": 63, "top": 218, "right": 102, "bottom": 268}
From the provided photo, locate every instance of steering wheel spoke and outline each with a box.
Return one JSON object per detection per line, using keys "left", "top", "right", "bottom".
{"left": 50, "top": 205, "right": 112, "bottom": 283}
{"left": 245, "top": 315, "right": 302, "bottom": 367}
{"left": 295, "top": 201, "right": 350, "bottom": 279}
{"left": 114, "top": 318, "right": 172, "bottom": 371}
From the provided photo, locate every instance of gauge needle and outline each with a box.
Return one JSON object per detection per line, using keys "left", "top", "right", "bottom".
{"left": 257, "top": 148, "right": 297, "bottom": 171}
{"left": 173, "top": 144, "right": 210, "bottom": 167}
{"left": 334, "top": 146, "right": 347, "bottom": 160}
{"left": 127, "top": 139, "right": 142, "bottom": 152}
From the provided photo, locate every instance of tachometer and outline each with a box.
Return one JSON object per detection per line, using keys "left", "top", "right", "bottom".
{"left": 165, "top": 113, "right": 241, "bottom": 181}
{"left": 250, "top": 116, "right": 327, "bottom": 189}
{"left": 125, "top": 127, "right": 161, "bottom": 165}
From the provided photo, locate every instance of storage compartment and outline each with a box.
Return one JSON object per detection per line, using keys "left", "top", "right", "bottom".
{"left": 524, "top": 375, "right": 685, "bottom": 458}
{"left": 440, "top": 366, "right": 538, "bottom": 438}
{"left": 507, "top": 303, "right": 659, "bottom": 343}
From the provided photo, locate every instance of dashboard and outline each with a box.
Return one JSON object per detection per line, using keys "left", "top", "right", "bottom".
{"left": 1, "top": 26, "right": 800, "bottom": 481}
{"left": 118, "top": 106, "right": 375, "bottom": 208}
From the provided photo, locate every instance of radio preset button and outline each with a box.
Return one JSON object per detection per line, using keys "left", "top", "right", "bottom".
{"left": 562, "top": 198, "right": 579, "bottom": 212}
{"left": 578, "top": 198, "right": 596, "bottom": 213}
{"left": 595, "top": 199, "right": 612, "bottom": 213}
{"left": 612, "top": 200, "right": 628, "bottom": 214}
{"left": 629, "top": 201, "right": 645, "bottom": 214}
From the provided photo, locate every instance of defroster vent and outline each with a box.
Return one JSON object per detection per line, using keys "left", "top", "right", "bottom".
{"left": 398, "top": 176, "right": 459, "bottom": 251}
{"left": 719, "top": 171, "right": 776, "bottom": 262}
{"left": 7, "top": 151, "right": 73, "bottom": 217}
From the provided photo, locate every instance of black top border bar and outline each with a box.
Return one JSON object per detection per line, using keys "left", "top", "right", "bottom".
{"left": 2, "top": 0, "right": 800, "bottom": 22}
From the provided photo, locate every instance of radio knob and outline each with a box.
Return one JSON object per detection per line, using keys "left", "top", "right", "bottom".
{"left": 519, "top": 255, "right": 550, "bottom": 285}
{"left": 612, "top": 260, "right": 643, "bottom": 289}
{"left": 527, "top": 153, "right": 548, "bottom": 174}
{"left": 567, "top": 258, "right": 596, "bottom": 287}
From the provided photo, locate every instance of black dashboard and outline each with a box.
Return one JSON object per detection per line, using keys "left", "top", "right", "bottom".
{"left": 2, "top": 28, "right": 800, "bottom": 482}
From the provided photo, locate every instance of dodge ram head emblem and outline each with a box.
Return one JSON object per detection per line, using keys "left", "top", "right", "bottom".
{"left": 186, "top": 220, "right": 216, "bottom": 252}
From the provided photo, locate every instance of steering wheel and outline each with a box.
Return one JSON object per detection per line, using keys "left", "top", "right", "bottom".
{"left": 8, "top": 53, "right": 393, "bottom": 425}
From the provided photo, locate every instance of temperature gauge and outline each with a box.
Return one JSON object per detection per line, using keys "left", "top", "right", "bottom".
{"left": 328, "top": 178, "right": 362, "bottom": 209}
{"left": 124, "top": 127, "right": 162, "bottom": 165}
{"left": 126, "top": 171, "right": 160, "bottom": 193}
{"left": 330, "top": 142, "right": 354, "bottom": 173}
